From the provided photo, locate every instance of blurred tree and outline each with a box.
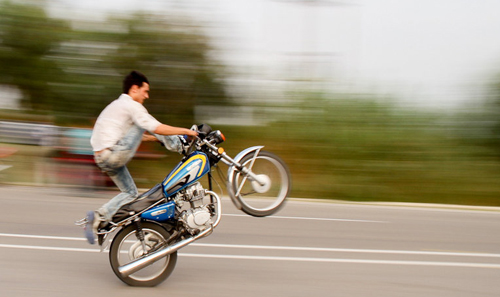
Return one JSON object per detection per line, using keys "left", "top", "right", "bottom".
{"left": 52, "top": 13, "right": 230, "bottom": 126}
{"left": 453, "top": 74, "right": 500, "bottom": 159}
{"left": 109, "top": 14, "right": 229, "bottom": 126}
{"left": 0, "top": 2, "right": 229, "bottom": 127}
{"left": 488, "top": 78, "right": 500, "bottom": 155}
{"left": 0, "top": 0, "right": 68, "bottom": 111}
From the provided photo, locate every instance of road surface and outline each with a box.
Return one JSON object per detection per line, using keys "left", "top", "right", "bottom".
{"left": 1, "top": 185, "right": 499, "bottom": 297}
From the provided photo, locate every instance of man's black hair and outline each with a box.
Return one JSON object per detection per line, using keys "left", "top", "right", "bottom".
{"left": 123, "top": 70, "right": 149, "bottom": 94}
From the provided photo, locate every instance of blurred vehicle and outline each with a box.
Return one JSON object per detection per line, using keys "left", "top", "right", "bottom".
{"left": 0, "top": 121, "right": 58, "bottom": 146}
{"left": 51, "top": 127, "right": 111, "bottom": 187}
{"left": 0, "top": 121, "right": 174, "bottom": 187}
{"left": 52, "top": 127, "right": 167, "bottom": 188}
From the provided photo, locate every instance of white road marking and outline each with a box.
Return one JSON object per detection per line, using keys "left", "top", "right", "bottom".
{"left": 0, "top": 233, "right": 84, "bottom": 241}
{"left": 189, "top": 243, "right": 500, "bottom": 258}
{"left": 222, "top": 213, "right": 387, "bottom": 223}
{"left": 1, "top": 233, "right": 499, "bottom": 258}
{"left": 0, "top": 243, "right": 499, "bottom": 269}
{"left": 0, "top": 243, "right": 99, "bottom": 253}
{"left": 179, "top": 253, "right": 500, "bottom": 269}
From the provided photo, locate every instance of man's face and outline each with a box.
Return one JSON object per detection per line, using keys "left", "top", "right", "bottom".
{"left": 130, "top": 83, "right": 150, "bottom": 104}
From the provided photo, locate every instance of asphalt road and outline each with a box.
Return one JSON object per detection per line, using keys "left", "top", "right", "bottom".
{"left": 1, "top": 185, "right": 500, "bottom": 297}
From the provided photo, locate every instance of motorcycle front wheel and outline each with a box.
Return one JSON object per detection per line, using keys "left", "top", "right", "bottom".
{"left": 109, "top": 222, "right": 177, "bottom": 287}
{"left": 230, "top": 150, "right": 291, "bottom": 217}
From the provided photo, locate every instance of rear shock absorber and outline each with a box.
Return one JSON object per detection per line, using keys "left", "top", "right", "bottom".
{"left": 134, "top": 220, "right": 148, "bottom": 254}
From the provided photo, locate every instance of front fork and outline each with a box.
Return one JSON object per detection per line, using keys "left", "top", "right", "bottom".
{"left": 220, "top": 146, "right": 267, "bottom": 210}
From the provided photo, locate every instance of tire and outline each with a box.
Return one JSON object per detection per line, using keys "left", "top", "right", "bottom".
{"left": 109, "top": 222, "right": 177, "bottom": 287}
{"left": 230, "top": 150, "right": 291, "bottom": 217}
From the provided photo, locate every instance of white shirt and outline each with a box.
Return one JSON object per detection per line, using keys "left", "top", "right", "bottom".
{"left": 90, "top": 94, "right": 162, "bottom": 152}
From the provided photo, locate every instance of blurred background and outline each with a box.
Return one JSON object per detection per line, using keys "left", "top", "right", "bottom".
{"left": 1, "top": 0, "right": 500, "bottom": 206}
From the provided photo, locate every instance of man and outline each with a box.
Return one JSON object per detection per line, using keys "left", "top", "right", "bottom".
{"left": 84, "top": 70, "right": 197, "bottom": 244}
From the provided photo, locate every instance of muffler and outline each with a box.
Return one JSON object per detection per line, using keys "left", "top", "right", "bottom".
{"left": 118, "top": 191, "right": 221, "bottom": 277}
{"left": 119, "top": 226, "right": 212, "bottom": 277}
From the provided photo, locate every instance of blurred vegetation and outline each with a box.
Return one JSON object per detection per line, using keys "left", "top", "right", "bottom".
{"left": 0, "top": 0, "right": 67, "bottom": 111}
{"left": 0, "top": 0, "right": 229, "bottom": 126}
{"left": 469, "top": 75, "right": 500, "bottom": 158}
{"left": 235, "top": 93, "right": 500, "bottom": 206}
{"left": 1, "top": 1, "right": 500, "bottom": 206}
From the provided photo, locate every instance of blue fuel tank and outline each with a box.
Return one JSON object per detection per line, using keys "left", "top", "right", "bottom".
{"left": 162, "top": 151, "right": 210, "bottom": 196}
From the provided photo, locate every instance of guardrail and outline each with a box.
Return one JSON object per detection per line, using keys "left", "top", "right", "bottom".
{"left": 0, "top": 121, "right": 58, "bottom": 146}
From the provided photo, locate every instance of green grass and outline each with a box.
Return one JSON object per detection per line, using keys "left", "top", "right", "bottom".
{"left": 2, "top": 94, "right": 500, "bottom": 206}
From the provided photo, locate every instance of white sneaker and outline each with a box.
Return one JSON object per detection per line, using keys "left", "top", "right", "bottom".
{"left": 84, "top": 211, "right": 102, "bottom": 245}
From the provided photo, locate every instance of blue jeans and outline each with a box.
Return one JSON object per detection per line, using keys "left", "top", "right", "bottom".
{"left": 94, "top": 126, "right": 182, "bottom": 222}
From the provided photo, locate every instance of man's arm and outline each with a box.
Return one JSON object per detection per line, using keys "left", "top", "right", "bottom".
{"left": 154, "top": 124, "right": 198, "bottom": 137}
{"left": 152, "top": 124, "right": 198, "bottom": 154}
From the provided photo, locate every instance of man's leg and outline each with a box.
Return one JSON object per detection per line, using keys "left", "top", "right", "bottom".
{"left": 155, "top": 134, "right": 183, "bottom": 153}
{"left": 106, "top": 125, "right": 145, "bottom": 168}
{"left": 96, "top": 126, "right": 145, "bottom": 219}
{"left": 85, "top": 164, "right": 138, "bottom": 244}
{"left": 98, "top": 165, "right": 138, "bottom": 222}
{"left": 85, "top": 126, "right": 144, "bottom": 244}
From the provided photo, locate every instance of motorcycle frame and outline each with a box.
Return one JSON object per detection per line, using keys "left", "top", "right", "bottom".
{"left": 94, "top": 137, "right": 266, "bottom": 251}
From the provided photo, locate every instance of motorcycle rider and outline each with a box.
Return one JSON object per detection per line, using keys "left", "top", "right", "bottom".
{"left": 84, "top": 70, "right": 198, "bottom": 244}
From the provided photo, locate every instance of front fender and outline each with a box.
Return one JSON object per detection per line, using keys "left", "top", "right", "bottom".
{"left": 232, "top": 146, "right": 264, "bottom": 165}
{"left": 226, "top": 146, "right": 264, "bottom": 210}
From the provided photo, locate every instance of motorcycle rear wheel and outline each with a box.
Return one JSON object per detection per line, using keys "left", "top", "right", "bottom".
{"left": 109, "top": 222, "right": 177, "bottom": 287}
{"left": 230, "top": 150, "right": 291, "bottom": 217}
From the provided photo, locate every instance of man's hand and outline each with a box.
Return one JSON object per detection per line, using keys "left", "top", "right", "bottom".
{"left": 185, "top": 129, "right": 198, "bottom": 140}
{"left": 142, "top": 133, "right": 158, "bottom": 142}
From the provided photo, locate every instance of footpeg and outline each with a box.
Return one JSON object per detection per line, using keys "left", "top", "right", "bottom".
{"left": 75, "top": 217, "right": 88, "bottom": 227}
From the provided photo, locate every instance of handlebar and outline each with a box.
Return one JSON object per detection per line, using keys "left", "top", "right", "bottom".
{"left": 181, "top": 124, "right": 225, "bottom": 156}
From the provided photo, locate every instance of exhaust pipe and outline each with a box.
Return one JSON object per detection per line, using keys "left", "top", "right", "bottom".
{"left": 119, "top": 226, "right": 212, "bottom": 277}
{"left": 118, "top": 191, "right": 221, "bottom": 277}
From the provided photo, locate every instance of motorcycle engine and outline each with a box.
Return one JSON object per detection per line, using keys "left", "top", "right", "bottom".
{"left": 176, "top": 182, "right": 212, "bottom": 234}
{"left": 181, "top": 206, "right": 211, "bottom": 234}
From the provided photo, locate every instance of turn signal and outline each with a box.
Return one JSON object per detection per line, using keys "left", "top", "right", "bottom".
{"left": 218, "top": 147, "right": 225, "bottom": 154}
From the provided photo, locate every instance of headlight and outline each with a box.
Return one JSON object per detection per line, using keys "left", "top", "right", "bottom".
{"left": 211, "top": 130, "right": 225, "bottom": 144}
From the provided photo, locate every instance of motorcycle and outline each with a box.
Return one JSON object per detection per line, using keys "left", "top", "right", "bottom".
{"left": 76, "top": 124, "right": 291, "bottom": 286}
